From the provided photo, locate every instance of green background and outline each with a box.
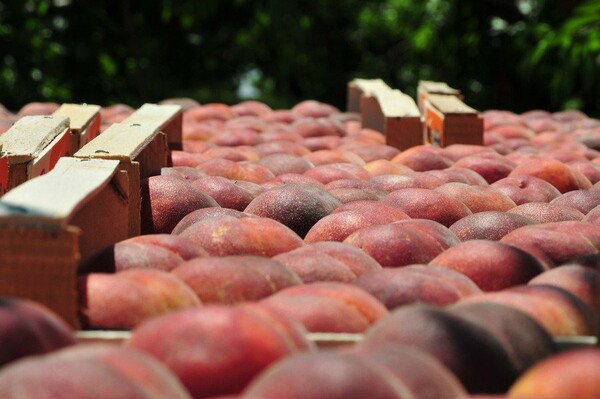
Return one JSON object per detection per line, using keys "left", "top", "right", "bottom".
{"left": 1, "top": 0, "right": 599, "bottom": 116}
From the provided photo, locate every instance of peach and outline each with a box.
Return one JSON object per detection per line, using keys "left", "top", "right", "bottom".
{"left": 281, "top": 241, "right": 382, "bottom": 276}
{"left": 225, "top": 115, "right": 268, "bottom": 132}
{"left": 303, "top": 149, "right": 365, "bottom": 166}
{"left": 486, "top": 125, "right": 535, "bottom": 140}
{"left": 80, "top": 234, "right": 209, "bottom": 273}
{"left": 426, "top": 167, "right": 488, "bottom": 185}
{"left": 393, "top": 218, "right": 461, "bottom": 249}
{"left": 161, "top": 166, "right": 207, "bottom": 181}
{"left": 201, "top": 146, "right": 260, "bottom": 162}
{"left": 363, "top": 159, "right": 414, "bottom": 176}
{"left": 191, "top": 176, "right": 256, "bottom": 211}
{"left": 171, "top": 207, "right": 251, "bottom": 235}
{"left": 331, "top": 199, "right": 411, "bottom": 218}
{"left": 491, "top": 175, "right": 562, "bottom": 204}
{"left": 508, "top": 348, "right": 600, "bottom": 399}
{"left": 178, "top": 215, "right": 304, "bottom": 257}
{"left": 291, "top": 99, "right": 340, "bottom": 118}
{"left": 304, "top": 206, "right": 409, "bottom": 243}
{"left": 362, "top": 304, "right": 519, "bottom": 393}
{"left": 267, "top": 172, "right": 324, "bottom": 187}
{"left": 242, "top": 351, "right": 411, "bottom": 399}
{"left": 272, "top": 251, "right": 357, "bottom": 283}
{"left": 160, "top": 96, "right": 200, "bottom": 110}
{"left": 448, "top": 302, "right": 556, "bottom": 374}
{"left": 351, "top": 344, "right": 469, "bottom": 399}
{"left": 127, "top": 305, "right": 312, "bottom": 398}
{"left": 459, "top": 285, "right": 596, "bottom": 337}
{"left": 507, "top": 202, "right": 585, "bottom": 223}
{"left": 171, "top": 150, "right": 209, "bottom": 167}
{"left": 254, "top": 140, "right": 310, "bottom": 157}
{"left": 380, "top": 188, "right": 472, "bottom": 227}
{"left": 549, "top": 189, "right": 600, "bottom": 214}
{"left": 353, "top": 264, "right": 482, "bottom": 309}
{"left": 500, "top": 221, "right": 600, "bottom": 266}
{"left": 257, "top": 153, "right": 314, "bottom": 176}
{"left": 0, "top": 297, "right": 75, "bottom": 368}
{"left": 429, "top": 240, "right": 546, "bottom": 291}
{"left": 171, "top": 256, "right": 301, "bottom": 304}
{"left": 291, "top": 118, "right": 345, "bottom": 138}
{"left": 449, "top": 211, "right": 536, "bottom": 241}
{"left": 326, "top": 186, "right": 387, "bottom": 203}
{"left": 244, "top": 183, "right": 341, "bottom": 237}
{"left": 435, "top": 182, "right": 517, "bottom": 213}
{"left": 141, "top": 175, "right": 220, "bottom": 234}
{"left": 187, "top": 103, "right": 237, "bottom": 122}
{"left": 391, "top": 145, "right": 454, "bottom": 171}
{"left": 261, "top": 109, "right": 303, "bottom": 124}
{"left": 451, "top": 155, "right": 515, "bottom": 184}
{"left": 100, "top": 103, "right": 134, "bottom": 124}
{"left": 583, "top": 203, "right": 600, "bottom": 225}
{"left": 0, "top": 344, "right": 192, "bottom": 399}
{"left": 230, "top": 100, "right": 273, "bottom": 117}
{"left": 343, "top": 222, "right": 450, "bottom": 267}
{"left": 78, "top": 268, "right": 201, "bottom": 329}
{"left": 207, "top": 128, "right": 263, "bottom": 146}
{"left": 259, "top": 282, "right": 388, "bottom": 333}
{"left": 303, "top": 162, "right": 371, "bottom": 184}
{"left": 370, "top": 171, "right": 445, "bottom": 191}
{"left": 508, "top": 158, "right": 592, "bottom": 193}
{"left": 341, "top": 143, "right": 401, "bottom": 162}
{"left": 528, "top": 264, "right": 599, "bottom": 315}
{"left": 17, "top": 101, "right": 60, "bottom": 116}
{"left": 567, "top": 159, "right": 600, "bottom": 184}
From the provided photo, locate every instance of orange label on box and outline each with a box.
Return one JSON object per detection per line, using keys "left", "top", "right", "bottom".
{"left": 424, "top": 102, "right": 444, "bottom": 147}
{"left": 28, "top": 128, "right": 71, "bottom": 178}
{"left": 0, "top": 155, "right": 8, "bottom": 195}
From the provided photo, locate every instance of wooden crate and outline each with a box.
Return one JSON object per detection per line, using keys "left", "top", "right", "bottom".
{"left": 0, "top": 157, "right": 129, "bottom": 328}
{"left": 417, "top": 80, "right": 463, "bottom": 113}
{"left": 52, "top": 103, "right": 102, "bottom": 155}
{"left": 423, "top": 94, "right": 483, "bottom": 147}
{"left": 0, "top": 115, "right": 71, "bottom": 195}
{"left": 122, "top": 103, "right": 183, "bottom": 154}
{"left": 74, "top": 120, "right": 169, "bottom": 237}
{"left": 376, "top": 90, "right": 423, "bottom": 151}
{"left": 347, "top": 78, "right": 392, "bottom": 133}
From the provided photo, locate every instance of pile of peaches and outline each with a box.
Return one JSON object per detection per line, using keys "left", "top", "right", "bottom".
{"left": 0, "top": 97, "right": 600, "bottom": 398}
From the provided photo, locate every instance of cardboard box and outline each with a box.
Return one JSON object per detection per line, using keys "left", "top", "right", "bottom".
{"left": 0, "top": 115, "right": 71, "bottom": 195}
{"left": 377, "top": 90, "right": 423, "bottom": 151}
{"left": 423, "top": 94, "right": 483, "bottom": 147}
{"left": 417, "top": 80, "right": 463, "bottom": 113}
{"left": 0, "top": 157, "right": 129, "bottom": 328}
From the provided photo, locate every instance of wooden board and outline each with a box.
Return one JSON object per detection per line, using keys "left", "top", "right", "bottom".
{"left": 0, "top": 157, "right": 128, "bottom": 329}
{"left": 423, "top": 95, "right": 483, "bottom": 147}
{"left": 0, "top": 115, "right": 71, "bottom": 193}
{"left": 74, "top": 121, "right": 168, "bottom": 236}
{"left": 347, "top": 78, "right": 391, "bottom": 113}
{"left": 122, "top": 103, "right": 183, "bottom": 151}
{"left": 53, "top": 103, "right": 102, "bottom": 153}
{"left": 417, "top": 80, "right": 463, "bottom": 112}
{"left": 426, "top": 93, "right": 478, "bottom": 115}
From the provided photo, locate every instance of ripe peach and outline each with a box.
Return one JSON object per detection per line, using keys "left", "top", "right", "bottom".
{"left": 507, "top": 202, "right": 585, "bottom": 223}
{"left": 380, "top": 188, "right": 472, "bottom": 227}
{"left": 303, "top": 162, "right": 371, "bottom": 184}
{"left": 170, "top": 207, "right": 251, "bottom": 235}
{"left": 291, "top": 118, "right": 345, "bottom": 138}
{"left": 244, "top": 183, "right": 341, "bottom": 237}
{"left": 80, "top": 234, "right": 209, "bottom": 273}
{"left": 491, "top": 175, "right": 562, "bottom": 205}
{"left": 343, "top": 222, "right": 450, "bottom": 267}
{"left": 435, "top": 182, "right": 517, "bottom": 213}
{"left": 0, "top": 297, "right": 75, "bottom": 368}
{"left": 508, "top": 348, "right": 600, "bottom": 399}
{"left": 291, "top": 99, "right": 340, "bottom": 118}
{"left": 363, "top": 159, "right": 414, "bottom": 176}
{"left": 141, "top": 175, "right": 220, "bottom": 234}
{"left": 449, "top": 211, "right": 536, "bottom": 241}
{"left": 459, "top": 285, "right": 596, "bottom": 337}
{"left": 257, "top": 153, "right": 314, "bottom": 176}
{"left": 161, "top": 166, "right": 207, "bottom": 181}
{"left": 451, "top": 155, "right": 515, "bottom": 184}
{"left": 127, "top": 305, "right": 312, "bottom": 398}
{"left": 362, "top": 304, "right": 518, "bottom": 393}
{"left": 178, "top": 215, "right": 304, "bottom": 257}
{"left": 353, "top": 264, "right": 482, "bottom": 309}
{"left": 549, "top": 189, "right": 600, "bottom": 214}
{"left": 187, "top": 103, "right": 237, "bottom": 122}
{"left": 391, "top": 145, "right": 454, "bottom": 171}
{"left": 78, "top": 268, "right": 201, "bottom": 329}
{"left": 370, "top": 172, "right": 445, "bottom": 191}
{"left": 429, "top": 240, "right": 545, "bottom": 291}
{"left": 508, "top": 158, "right": 592, "bottom": 193}
{"left": 272, "top": 251, "right": 357, "bottom": 283}
{"left": 191, "top": 176, "right": 256, "bottom": 211}
{"left": 230, "top": 100, "right": 273, "bottom": 117}
{"left": 0, "top": 344, "right": 192, "bottom": 399}
{"left": 341, "top": 143, "right": 400, "bottom": 163}
{"left": 303, "top": 149, "right": 365, "bottom": 166}
{"left": 171, "top": 256, "right": 301, "bottom": 304}
{"left": 242, "top": 351, "right": 411, "bottom": 399}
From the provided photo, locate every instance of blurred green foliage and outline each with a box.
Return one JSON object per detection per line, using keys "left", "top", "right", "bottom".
{"left": 0, "top": 0, "right": 598, "bottom": 116}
